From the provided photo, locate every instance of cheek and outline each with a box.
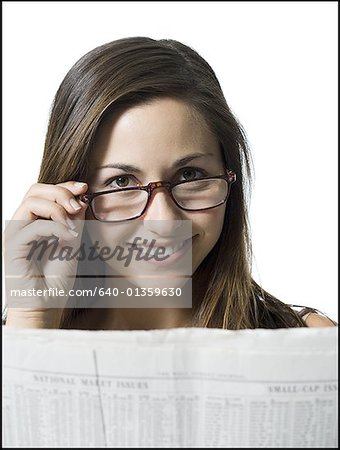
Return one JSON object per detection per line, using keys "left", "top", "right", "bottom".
{"left": 195, "top": 205, "right": 225, "bottom": 237}
{"left": 192, "top": 204, "right": 226, "bottom": 254}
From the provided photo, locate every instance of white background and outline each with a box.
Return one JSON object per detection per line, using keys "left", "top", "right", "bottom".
{"left": 3, "top": 1, "right": 338, "bottom": 320}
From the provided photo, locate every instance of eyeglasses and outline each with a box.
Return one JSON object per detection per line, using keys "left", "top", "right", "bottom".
{"left": 80, "top": 169, "right": 236, "bottom": 222}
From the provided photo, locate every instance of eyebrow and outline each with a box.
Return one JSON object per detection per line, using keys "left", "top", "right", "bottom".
{"left": 96, "top": 152, "right": 214, "bottom": 172}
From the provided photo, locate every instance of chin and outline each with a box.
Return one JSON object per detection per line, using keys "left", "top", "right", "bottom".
{"left": 122, "top": 276, "right": 192, "bottom": 308}
{"left": 127, "top": 275, "right": 189, "bottom": 290}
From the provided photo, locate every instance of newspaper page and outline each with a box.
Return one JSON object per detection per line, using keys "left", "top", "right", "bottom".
{"left": 2, "top": 326, "right": 338, "bottom": 448}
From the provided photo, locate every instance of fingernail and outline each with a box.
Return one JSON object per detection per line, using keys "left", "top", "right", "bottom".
{"left": 75, "top": 182, "right": 87, "bottom": 188}
{"left": 70, "top": 198, "right": 82, "bottom": 211}
{"left": 66, "top": 217, "right": 76, "bottom": 230}
{"left": 68, "top": 229, "right": 79, "bottom": 237}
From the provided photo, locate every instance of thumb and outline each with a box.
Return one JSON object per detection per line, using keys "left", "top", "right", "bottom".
{"left": 57, "top": 180, "right": 88, "bottom": 196}
{"left": 57, "top": 181, "right": 89, "bottom": 222}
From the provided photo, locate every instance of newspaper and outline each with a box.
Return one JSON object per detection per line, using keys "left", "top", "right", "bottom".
{"left": 2, "top": 326, "right": 338, "bottom": 448}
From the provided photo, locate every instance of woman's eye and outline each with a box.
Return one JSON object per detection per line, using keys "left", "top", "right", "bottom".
{"left": 106, "top": 175, "right": 138, "bottom": 189}
{"left": 179, "top": 168, "right": 207, "bottom": 181}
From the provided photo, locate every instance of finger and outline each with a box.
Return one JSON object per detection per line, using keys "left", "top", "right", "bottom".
{"left": 24, "top": 219, "right": 80, "bottom": 243}
{"left": 7, "top": 219, "right": 79, "bottom": 250}
{"left": 4, "top": 220, "right": 80, "bottom": 276}
{"left": 23, "top": 182, "right": 88, "bottom": 215}
{"left": 12, "top": 196, "right": 77, "bottom": 228}
{"left": 5, "top": 220, "right": 80, "bottom": 302}
{"left": 56, "top": 181, "right": 88, "bottom": 195}
{"left": 56, "top": 181, "right": 89, "bottom": 211}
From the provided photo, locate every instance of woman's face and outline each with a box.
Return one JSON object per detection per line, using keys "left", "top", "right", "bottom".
{"left": 86, "top": 98, "right": 226, "bottom": 286}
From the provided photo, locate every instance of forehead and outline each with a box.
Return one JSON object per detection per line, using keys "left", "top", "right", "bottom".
{"left": 90, "top": 98, "right": 220, "bottom": 166}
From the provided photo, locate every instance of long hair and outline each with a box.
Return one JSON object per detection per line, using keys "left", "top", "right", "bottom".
{"left": 38, "top": 37, "right": 306, "bottom": 329}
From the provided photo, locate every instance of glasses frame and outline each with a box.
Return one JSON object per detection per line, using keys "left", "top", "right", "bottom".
{"left": 80, "top": 169, "right": 236, "bottom": 223}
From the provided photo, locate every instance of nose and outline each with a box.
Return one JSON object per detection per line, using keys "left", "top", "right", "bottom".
{"left": 142, "top": 188, "right": 184, "bottom": 235}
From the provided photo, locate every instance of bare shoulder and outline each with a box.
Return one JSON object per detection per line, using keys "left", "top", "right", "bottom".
{"left": 303, "top": 313, "right": 337, "bottom": 328}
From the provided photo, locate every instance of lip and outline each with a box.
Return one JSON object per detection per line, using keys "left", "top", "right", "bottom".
{"left": 126, "top": 235, "right": 197, "bottom": 267}
{"left": 126, "top": 237, "right": 193, "bottom": 248}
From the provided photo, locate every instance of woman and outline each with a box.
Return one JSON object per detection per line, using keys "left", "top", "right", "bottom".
{"left": 4, "top": 37, "right": 336, "bottom": 330}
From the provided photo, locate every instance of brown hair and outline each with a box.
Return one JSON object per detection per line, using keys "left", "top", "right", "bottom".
{"left": 39, "top": 37, "right": 306, "bottom": 329}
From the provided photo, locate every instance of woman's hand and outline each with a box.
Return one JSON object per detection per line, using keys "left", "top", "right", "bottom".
{"left": 4, "top": 181, "right": 89, "bottom": 328}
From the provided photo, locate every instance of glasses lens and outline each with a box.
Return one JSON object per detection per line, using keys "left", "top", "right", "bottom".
{"left": 92, "top": 189, "right": 148, "bottom": 221}
{"left": 172, "top": 179, "right": 228, "bottom": 210}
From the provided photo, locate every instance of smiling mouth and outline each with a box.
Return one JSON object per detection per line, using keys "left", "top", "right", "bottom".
{"left": 126, "top": 236, "right": 196, "bottom": 258}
